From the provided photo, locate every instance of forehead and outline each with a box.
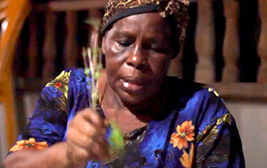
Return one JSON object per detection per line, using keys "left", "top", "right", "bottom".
{"left": 105, "top": 13, "right": 171, "bottom": 38}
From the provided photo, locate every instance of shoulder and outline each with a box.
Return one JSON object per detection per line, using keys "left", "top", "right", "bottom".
{"left": 60, "top": 68, "right": 90, "bottom": 92}
{"left": 42, "top": 69, "right": 86, "bottom": 101}
{"left": 42, "top": 68, "right": 90, "bottom": 112}
{"left": 68, "top": 68, "right": 87, "bottom": 83}
{"left": 167, "top": 76, "right": 219, "bottom": 108}
{"left": 167, "top": 77, "right": 230, "bottom": 126}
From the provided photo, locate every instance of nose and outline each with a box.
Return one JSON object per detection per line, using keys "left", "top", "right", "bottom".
{"left": 126, "top": 45, "right": 147, "bottom": 70}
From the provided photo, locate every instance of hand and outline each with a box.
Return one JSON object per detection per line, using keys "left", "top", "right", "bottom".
{"left": 66, "top": 108, "right": 109, "bottom": 167}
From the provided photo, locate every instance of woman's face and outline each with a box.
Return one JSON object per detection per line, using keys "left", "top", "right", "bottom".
{"left": 102, "top": 13, "right": 174, "bottom": 106}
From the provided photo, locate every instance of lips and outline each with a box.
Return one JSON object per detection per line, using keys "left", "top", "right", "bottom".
{"left": 120, "top": 76, "right": 149, "bottom": 92}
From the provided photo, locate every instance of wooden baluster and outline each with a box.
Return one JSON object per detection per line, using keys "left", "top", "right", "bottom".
{"left": 258, "top": 0, "right": 267, "bottom": 83}
{"left": 222, "top": 0, "right": 240, "bottom": 82}
{"left": 88, "top": 9, "right": 101, "bottom": 46}
{"left": 65, "top": 11, "right": 79, "bottom": 68}
{"left": 195, "top": 0, "right": 215, "bottom": 83}
{"left": 43, "top": 11, "right": 57, "bottom": 80}
{"left": 27, "top": 11, "right": 39, "bottom": 78}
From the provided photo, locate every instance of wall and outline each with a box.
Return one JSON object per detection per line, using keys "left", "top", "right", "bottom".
{"left": 226, "top": 101, "right": 267, "bottom": 168}
{"left": 0, "top": 104, "right": 8, "bottom": 168}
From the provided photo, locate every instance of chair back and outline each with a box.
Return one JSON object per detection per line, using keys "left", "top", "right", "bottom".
{"left": 0, "top": 0, "right": 30, "bottom": 147}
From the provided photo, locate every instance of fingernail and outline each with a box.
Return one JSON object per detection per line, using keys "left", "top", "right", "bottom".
{"left": 104, "top": 119, "right": 109, "bottom": 127}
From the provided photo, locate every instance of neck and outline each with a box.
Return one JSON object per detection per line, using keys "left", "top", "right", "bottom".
{"left": 101, "top": 83, "right": 153, "bottom": 121}
{"left": 98, "top": 71, "right": 170, "bottom": 133}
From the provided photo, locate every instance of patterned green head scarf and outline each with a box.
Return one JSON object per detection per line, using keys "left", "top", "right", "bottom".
{"left": 101, "top": 0, "right": 190, "bottom": 47}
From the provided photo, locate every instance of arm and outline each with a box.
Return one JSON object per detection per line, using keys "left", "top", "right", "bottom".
{"left": 4, "top": 70, "right": 109, "bottom": 168}
{"left": 4, "top": 71, "right": 71, "bottom": 168}
{"left": 195, "top": 113, "right": 245, "bottom": 167}
{"left": 4, "top": 142, "right": 69, "bottom": 168}
{"left": 195, "top": 88, "right": 245, "bottom": 167}
{"left": 4, "top": 108, "right": 109, "bottom": 168}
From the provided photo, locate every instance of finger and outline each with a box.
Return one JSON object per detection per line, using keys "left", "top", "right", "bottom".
{"left": 71, "top": 134, "right": 109, "bottom": 162}
{"left": 67, "top": 142, "right": 90, "bottom": 166}
{"left": 79, "top": 108, "right": 106, "bottom": 128}
{"left": 68, "top": 119, "right": 106, "bottom": 149}
{"left": 89, "top": 140, "right": 110, "bottom": 162}
{"left": 72, "top": 109, "right": 106, "bottom": 134}
{"left": 74, "top": 115, "right": 106, "bottom": 140}
{"left": 68, "top": 133, "right": 109, "bottom": 163}
{"left": 68, "top": 125, "right": 105, "bottom": 151}
{"left": 104, "top": 119, "right": 110, "bottom": 127}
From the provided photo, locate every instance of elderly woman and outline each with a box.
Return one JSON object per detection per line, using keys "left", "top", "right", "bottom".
{"left": 5, "top": 0, "right": 245, "bottom": 167}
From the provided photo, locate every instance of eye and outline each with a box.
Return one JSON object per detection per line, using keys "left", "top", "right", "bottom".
{"left": 117, "top": 39, "right": 132, "bottom": 47}
{"left": 150, "top": 44, "right": 171, "bottom": 54}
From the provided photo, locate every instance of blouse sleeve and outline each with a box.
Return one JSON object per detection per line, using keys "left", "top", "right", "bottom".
{"left": 194, "top": 88, "right": 245, "bottom": 168}
{"left": 9, "top": 70, "right": 71, "bottom": 152}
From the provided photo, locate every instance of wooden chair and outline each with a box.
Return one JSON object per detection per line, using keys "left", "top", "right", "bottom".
{"left": 0, "top": 0, "right": 30, "bottom": 147}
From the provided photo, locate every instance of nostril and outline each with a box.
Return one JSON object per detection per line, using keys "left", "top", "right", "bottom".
{"left": 127, "top": 61, "right": 146, "bottom": 70}
{"left": 126, "top": 50, "right": 147, "bottom": 69}
{"left": 126, "top": 61, "right": 135, "bottom": 67}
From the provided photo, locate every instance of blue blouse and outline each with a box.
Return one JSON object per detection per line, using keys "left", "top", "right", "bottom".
{"left": 10, "top": 69, "right": 245, "bottom": 168}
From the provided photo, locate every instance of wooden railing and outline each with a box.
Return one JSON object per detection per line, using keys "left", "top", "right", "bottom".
{"left": 170, "top": 0, "right": 267, "bottom": 100}
{"left": 258, "top": 0, "right": 267, "bottom": 83}
{"left": 20, "top": 0, "right": 104, "bottom": 79}
{"left": 11, "top": 0, "right": 267, "bottom": 132}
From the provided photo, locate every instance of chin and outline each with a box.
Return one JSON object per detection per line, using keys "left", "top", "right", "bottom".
{"left": 116, "top": 87, "right": 158, "bottom": 107}
{"left": 121, "top": 94, "right": 148, "bottom": 106}
{"left": 109, "top": 77, "right": 163, "bottom": 107}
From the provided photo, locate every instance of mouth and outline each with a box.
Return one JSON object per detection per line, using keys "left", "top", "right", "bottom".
{"left": 120, "top": 76, "right": 148, "bottom": 92}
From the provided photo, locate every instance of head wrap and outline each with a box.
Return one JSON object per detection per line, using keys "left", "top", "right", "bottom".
{"left": 101, "top": 0, "right": 190, "bottom": 46}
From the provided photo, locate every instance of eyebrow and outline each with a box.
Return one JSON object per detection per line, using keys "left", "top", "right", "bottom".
{"left": 110, "top": 25, "right": 171, "bottom": 44}
{"left": 111, "top": 29, "right": 136, "bottom": 37}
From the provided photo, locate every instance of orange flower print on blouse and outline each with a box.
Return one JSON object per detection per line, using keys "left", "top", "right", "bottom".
{"left": 179, "top": 144, "right": 194, "bottom": 168}
{"left": 170, "top": 120, "right": 195, "bottom": 150}
{"left": 10, "top": 138, "right": 48, "bottom": 152}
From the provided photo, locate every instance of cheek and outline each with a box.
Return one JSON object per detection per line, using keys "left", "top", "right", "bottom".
{"left": 148, "top": 56, "right": 171, "bottom": 75}
{"left": 105, "top": 58, "right": 118, "bottom": 81}
{"left": 104, "top": 42, "right": 131, "bottom": 78}
{"left": 105, "top": 54, "right": 125, "bottom": 84}
{"left": 105, "top": 40, "right": 128, "bottom": 66}
{"left": 106, "top": 64, "right": 119, "bottom": 90}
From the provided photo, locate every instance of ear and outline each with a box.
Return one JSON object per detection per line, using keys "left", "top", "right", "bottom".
{"left": 101, "top": 36, "right": 106, "bottom": 55}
